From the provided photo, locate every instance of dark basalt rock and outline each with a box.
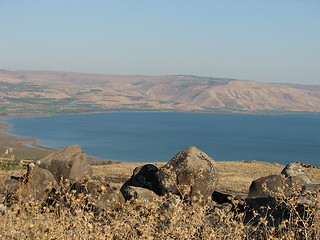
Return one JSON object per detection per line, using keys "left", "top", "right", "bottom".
{"left": 212, "top": 190, "right": 235, "bottom": 204}
{"left": 120, "top": 164, "right": 162, "bottom": 200}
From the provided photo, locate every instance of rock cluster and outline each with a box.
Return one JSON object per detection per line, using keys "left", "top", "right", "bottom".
{"left": 3, "top": 145, "right": 112, "bottom": 210}
{"left": 248, "top": 162, "right": 318, "bottom": 199}
{"left": 120, "top": 146, "right": 219, "bottom": 203}
{"left": 2, "top": 145, "right": 319, "bottom": 228}
{"left": 214, "top": 162, "right": 320, "bottom": 226}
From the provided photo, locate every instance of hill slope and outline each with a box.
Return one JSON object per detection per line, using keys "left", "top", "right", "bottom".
{"left": 0, "top": 70, "right": 319, "bottom": 116}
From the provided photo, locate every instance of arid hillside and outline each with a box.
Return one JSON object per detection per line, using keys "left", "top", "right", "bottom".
{"left": 1, "top": 70, "right": 320, "bottom": 116}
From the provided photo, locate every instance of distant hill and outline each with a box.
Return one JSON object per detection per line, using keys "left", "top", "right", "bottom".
{"left": 0, "top": 70, "right": 319, "bottom": 116}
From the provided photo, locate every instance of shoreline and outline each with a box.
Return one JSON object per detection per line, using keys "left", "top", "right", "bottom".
{"left": 0, "top": 119, "right": 120, "bottom": 165}
{"left": 2, "top": 109, "right": 320, "bottom": 120}
{"left": 0, "top": 120, "right": 51, "bottom": 160}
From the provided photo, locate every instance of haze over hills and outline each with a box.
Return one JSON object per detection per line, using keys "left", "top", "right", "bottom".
{"left": 0, "top": 69, "right": 319, "bottom": 116}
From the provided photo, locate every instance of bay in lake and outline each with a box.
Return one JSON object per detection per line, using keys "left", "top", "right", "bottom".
{"left": 5, "top": 112, "right": 320, "bottom": 166}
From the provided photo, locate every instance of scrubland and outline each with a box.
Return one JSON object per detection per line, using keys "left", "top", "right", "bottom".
{"left": 1, "top": 160, "right": 319, "bottom": 240}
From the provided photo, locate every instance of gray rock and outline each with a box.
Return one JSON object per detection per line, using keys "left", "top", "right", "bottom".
{"left": 72, "top": 176, "right": 125, "bottom": 208}
{"left": 248, "top": 174, "right": 306, "bottom": 198}
{"left": 27, "top": 165, "right": 60, "bottom": 201}
{"left": 95, "top": 187, "right": 125, "bottom": 210}
{"left": 39, "top": 145, "right": 93, "bottom": 182}
{"left": 296, "top": 184, "right": 320, "bottom": 205}
{"left": 5, "top": 164, "right": 59, "bottom": 204}
{"left": 281, "top": 162, "right": 316, "bottom": 184}
{"left": 156, "top": 146, "right": 218, "bottom": 202}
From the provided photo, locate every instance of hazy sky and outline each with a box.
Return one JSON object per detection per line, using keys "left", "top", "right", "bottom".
{"left": 1, "top": 0, "right": 319, "bottom": 84}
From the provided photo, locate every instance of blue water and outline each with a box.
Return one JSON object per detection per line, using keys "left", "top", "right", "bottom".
{"left": 4, "top": 113, "right": 320, "bottom": 165}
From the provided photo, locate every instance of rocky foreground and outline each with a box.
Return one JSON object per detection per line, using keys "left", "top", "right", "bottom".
{"left": 0, "top": 145, "right": 319, "bottom": 239}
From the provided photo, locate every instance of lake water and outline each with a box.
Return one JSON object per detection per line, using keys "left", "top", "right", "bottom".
{"left": 4, "top": 112, "right": 320, "bottom": 165}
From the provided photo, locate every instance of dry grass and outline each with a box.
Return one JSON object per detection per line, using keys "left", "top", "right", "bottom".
{"left": 1, "top": 162, "right": 319, "bottom": 239}
{"left": 92, "top": 160, "right": 286, "bottom": 196}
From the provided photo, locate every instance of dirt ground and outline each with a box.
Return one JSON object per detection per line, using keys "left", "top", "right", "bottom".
{"left": 92, "top": 160, "right": 320, "bottom": 197}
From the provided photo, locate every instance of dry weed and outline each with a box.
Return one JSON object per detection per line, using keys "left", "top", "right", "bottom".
{"left": 0, "top": 170, "right": 319, "bottom": 239}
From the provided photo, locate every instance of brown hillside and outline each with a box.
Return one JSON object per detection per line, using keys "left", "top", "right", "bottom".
{"left": 0, "top": 70, "right": 319, "bottom": 116}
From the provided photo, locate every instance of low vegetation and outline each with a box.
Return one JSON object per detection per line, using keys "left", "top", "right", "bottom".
{"left": 1, "top": 162, "right": 319, "bottom": 239}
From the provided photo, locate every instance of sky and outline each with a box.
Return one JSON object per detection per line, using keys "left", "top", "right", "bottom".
{"left": 1, "top": 0, "right": 319, "bottom": 85}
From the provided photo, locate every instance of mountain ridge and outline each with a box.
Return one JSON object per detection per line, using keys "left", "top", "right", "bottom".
{"left": 0, "top": 69, "right": 319, "bottom": 116}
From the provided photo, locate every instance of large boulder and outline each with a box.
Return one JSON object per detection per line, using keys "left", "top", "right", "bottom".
{"left": 156, "top": 146, "right": 218, "bottom": 202}
{"left": 39, "top": 145, "right": 93, "bottom": 182}
{"left": 120, "top": 164, "right": 162, "bottom": 200}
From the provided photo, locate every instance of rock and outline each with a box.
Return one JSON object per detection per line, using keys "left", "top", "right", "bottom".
{"left": 3, "top": 178, "right": 21, "bottom": 206}
{"left": 248, "top": 175, "right": 286, "bottom": 198}
{"left": 71, "top": 177, "right": 110, "bottom": 196}
{"left": 243, "top": 196, "right": 288, "bottom": 226}
{"left": 39, "top": 145, "right": 93, "bottom": 182}
{"left": 206, "top": 203, "right": 234, "bottom": 227}
{"left": 121, "top": 186, "right": 160, "bottom": 202}
{"left": 6, "top": 164, "right": 59, "bottom": 204}
{"left": 48, "top": 176, "right": 125, "bottom": 212}
{"left": 95, "top": 187, "right": 125, "bottom": 211}
{"left": 156, "top": 146, "right": 218, "bottom": 202}
{"left": 120, "top": 164, "right": 162, "bottom": 199}
{"left": 281, "top": 162, "right": 316, "bottom": 184}
{"left": 245, "top": 196, "right": 278, "bottom": 210}
{"left": 27, "top": 165, "right": 60, "bottom": 201}
{"left": 212, "top": 190, "right": 235, "bottom": 204}
{"left": 249, "top": 162, "right": 318, "bottom": 199}
{"left": 248, "top": 174, "right": 306, "bottom": 198}
{"left": 71, "top": 176, "right": 125, "bottom": 209}
{"left": 246, "top": 163, "right": 320, "bottom": 227}
{"left": 296, "top": 184, "right": 320, "bottom": 205}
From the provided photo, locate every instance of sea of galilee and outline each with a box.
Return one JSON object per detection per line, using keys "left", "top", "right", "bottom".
{"left": 5, "top": 112, "right": 320, "bottom": 165}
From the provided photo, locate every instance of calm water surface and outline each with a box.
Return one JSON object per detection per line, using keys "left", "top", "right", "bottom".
{"left": 5, "top": 113, "right": 320, "bottom": 165}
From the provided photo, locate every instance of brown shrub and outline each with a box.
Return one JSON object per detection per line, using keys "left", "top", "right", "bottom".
{"left": 0, "top": 172, "right": 319, "bottom": 240}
